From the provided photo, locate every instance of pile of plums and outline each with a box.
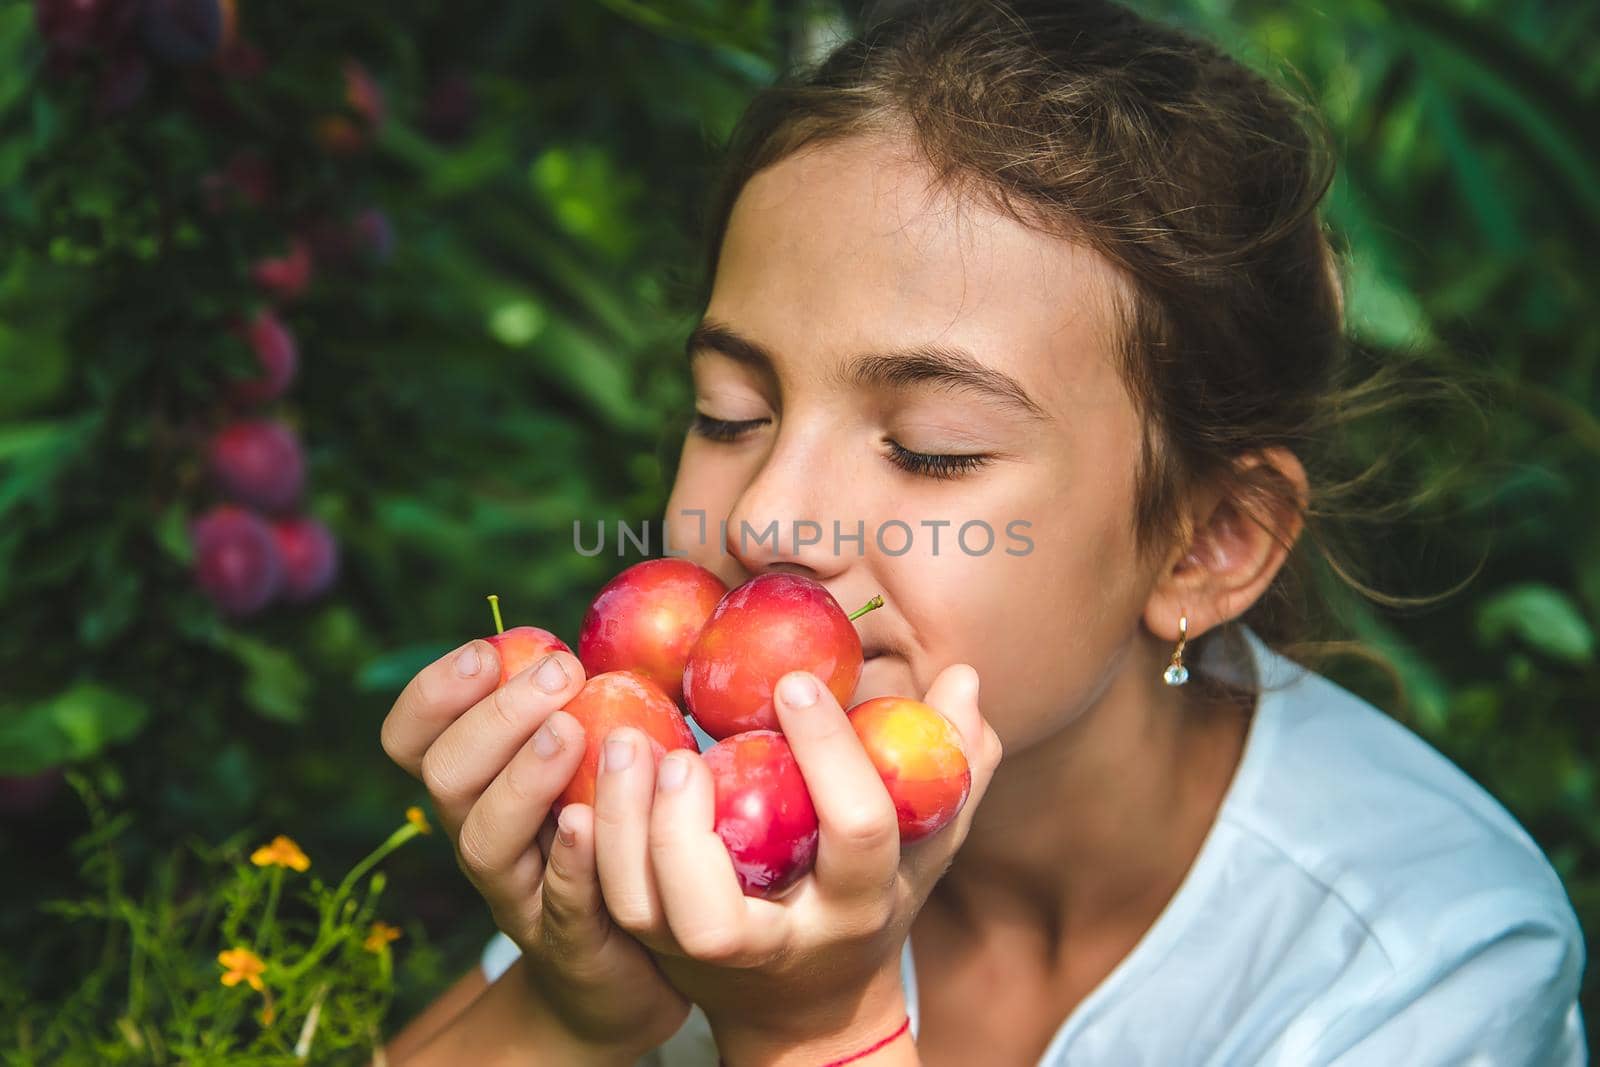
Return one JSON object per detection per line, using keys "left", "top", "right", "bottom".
{"left": 188, "top": 313, "right": 333, "bottom": 616}
{"left": 188, "top": 334, "right": 338, "bottom": 617}
{"left": 481, "top": 559, "right": 971, "bottom": 898}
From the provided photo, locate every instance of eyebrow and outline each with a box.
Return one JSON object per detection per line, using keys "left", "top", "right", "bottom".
{"left": 684, "top": 318, "right": 1050, "bottom": 423}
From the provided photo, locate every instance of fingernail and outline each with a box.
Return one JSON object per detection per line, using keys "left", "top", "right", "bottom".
{"left": 556, "top": 807, "right": 576, "bottom": 847}
{"left": 454, "top": 643, "right": 482, "bottom": 677}
{"left": 658, "top": 755, "right": 689, "bottom": 792}
{"left": 532, "top": 654, "right": 568, "bottom": 694}
{"left": 603, "top": 736, "right": 634, "bottom": 773}
{"left": 779, "top": 672, "right": 818, "bottom": 708}
{"left": 532, "top": 719, "right": 563, "bottom": 758}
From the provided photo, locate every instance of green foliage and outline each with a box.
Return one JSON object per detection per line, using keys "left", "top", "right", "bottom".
{"left": 0, "top": 773, "right": 433, "bottom": 1064}
{"left": 1477, "top": 583, "right": 1596, "bottom": 667}
{"left": 0, "top": 0, "right": 796, "bottom": 1051}
{"left": 0, "top": 684, "right": 148, "bottom": 777}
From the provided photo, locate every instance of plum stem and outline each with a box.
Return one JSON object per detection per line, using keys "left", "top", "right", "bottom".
{"left": 848, "top": 594, "right": 885, "bottom": 622}
{"left": 487, "top": 594, "right": 505, "bottom": 635}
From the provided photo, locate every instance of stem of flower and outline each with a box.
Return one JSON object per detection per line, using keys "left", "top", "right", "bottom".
{"left": 336, "top": 823, "right": 419, "bottom": 904}
{"left": 257, "top": 867, "right": 284, "bottom": 947}
{"left": 282, "top": 821, "right": 420, "bottom": 981}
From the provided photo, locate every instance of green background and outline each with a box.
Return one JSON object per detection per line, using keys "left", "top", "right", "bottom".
{"left": 0, "top": 0, "right": 1594, "bottom": 1051}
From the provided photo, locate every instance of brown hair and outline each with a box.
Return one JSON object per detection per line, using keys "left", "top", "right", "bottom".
{"left": 681, "top": 0, "right": 1488, "bottom": 714}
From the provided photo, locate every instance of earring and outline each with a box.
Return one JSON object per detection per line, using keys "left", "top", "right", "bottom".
{"left": 1163, "top": 615, "right": 1190, "bottom": 687}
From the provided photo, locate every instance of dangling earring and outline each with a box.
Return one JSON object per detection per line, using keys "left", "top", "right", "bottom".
{"left": 1163, "top": 615, "right": 1190, "bottom": 686}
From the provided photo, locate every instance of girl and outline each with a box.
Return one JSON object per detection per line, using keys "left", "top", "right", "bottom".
{"left": 379, "top": 0, "right": 1587, "bottom": 1063}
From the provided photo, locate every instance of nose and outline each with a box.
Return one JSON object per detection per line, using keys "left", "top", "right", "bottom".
{"left": 722, "top": 426, "right": 848, "bottom": 582}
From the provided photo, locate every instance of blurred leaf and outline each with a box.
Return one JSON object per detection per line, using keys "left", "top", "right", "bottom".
{"left": 305, "top": 604, "right": 370, "bottom": 672}
{"left": 591, "top": 0, "right": 778, "bottom": 66}
{"left": 0, "top": 317, "right": 69, "bottom": 419}
{"left": 0, "top": 5, "right": 35, "bottom": 114}
{"left": 78, "top": 551, "right": 142, "bottom": 649}
{"left": 1341, "top": 242, "right": 1433, "bottom": 349}
{"left": 1477, "top": 583, "right": 1596, "bottom": 665}
{"left": 0, "top": 414, "right": 98, "bottom": 528}
{"left": 529, "top": 145, "right": 644, "bottom": 260}
{"left": 1343, "top": 608, "right": 1451, "bottom": 732}
{"left": 213, "top": 631, "right": 311, "bottom": 724}
{"left": 0, "top": 683, "right": 149, "bottom": 775}
{"left": 488, "top": 299, "right": 548, "bottom": 347}
{"left": 1394, "top": 0, "right": 1600, "bottom": 234}
{"left": 357, "top": 643, "right": 454, "bottom": 695}
{"left": 1417, "top": 81, "right": 1521, "bottom": 255}
{"left": 155, "top": 501, "right": 194, "bottom": 565}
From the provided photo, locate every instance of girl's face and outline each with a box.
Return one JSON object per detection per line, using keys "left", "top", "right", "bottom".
{"left": 665, "top": 132, "right": 1172, "bottom": 755}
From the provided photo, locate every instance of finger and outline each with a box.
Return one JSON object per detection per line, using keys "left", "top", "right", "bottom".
{"left": 455, "top": 710, "right": 586, "bottom": 909}
{"left": 919, "top": 663, "right": 983, "bottom": 767}
{"left": 921, "top": 663, "right": 1002, "bottom": 800}
{"left": 772, "top": 671, "right": 900, "bottom": 901}
{"left": 380, "top": 640, "right": 501, "bottom": 777}
{"left": 540, "top": 803, "right": 610, "bottom": 951}
{"left": 592, "top": 728, "right": 673, "bottom": 950}
{"left": 649, "top": 750, "right": 785, "bottom": 966}
{"left": 420, "top": 650, "right": 584, "bottom": 836}
{"left": 901, "top": 665, "right": 1003, "bottom": 882}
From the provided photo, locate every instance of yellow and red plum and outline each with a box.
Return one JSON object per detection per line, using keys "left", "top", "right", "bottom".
{"left": 558, "top": 671, "right": 697, "bottom": 812}
{"left": 846, "top": 696, "right": 971, "bottom": 843}
{"left": 484, "top": 626, "right": 573, "bottom": 687}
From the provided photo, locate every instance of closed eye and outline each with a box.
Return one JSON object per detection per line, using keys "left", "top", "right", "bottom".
{"left": 691, "top": 413, "right": 990, "bottom": 480}
{"left": 690, "top": 413, "right": 769, "bottom": 442}
{"left": 884, "top": 439, "right": 991, "bottom": 480}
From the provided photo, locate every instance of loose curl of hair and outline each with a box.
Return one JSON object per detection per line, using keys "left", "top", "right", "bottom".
{"left": 678, "top": 0, "right": 1490, "bottom": 715}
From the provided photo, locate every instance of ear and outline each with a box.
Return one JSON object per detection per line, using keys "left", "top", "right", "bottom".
{"left": 1143, "top": 447, "right": 1309, "bottom": 647}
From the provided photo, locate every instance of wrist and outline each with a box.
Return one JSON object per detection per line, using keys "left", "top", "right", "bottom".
{"left": 706, "top": 969, "right": 913, "bottom": 1067}
{"left": 511, "top": 958, "right": 649, "bottom": 1067}
{"left": 402, "top": 956, "right": 642, "bottom": 1067}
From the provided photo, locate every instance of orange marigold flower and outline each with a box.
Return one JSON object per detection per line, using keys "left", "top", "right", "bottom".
{"left": 250, "top": 835, "right": 310, "bottom": 871}
{"left": 406, "top": 806, "right": 431, "bottom": 834}
{"left": 364, "top": 920, "right": 403, "bottom": 953}
{"left": 218, "top": 946, "right": 267, "bottom": 992}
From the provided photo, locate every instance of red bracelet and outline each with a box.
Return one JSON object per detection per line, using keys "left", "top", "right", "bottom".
{"left": 820, "top": 1015, "right": 912, "bottom": 1066}
{"left": 717, "top": 1016, "right": 912, "bottom": 1067}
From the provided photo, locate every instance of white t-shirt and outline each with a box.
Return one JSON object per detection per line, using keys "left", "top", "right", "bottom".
{"left": 480, "top": 625, "right": 1589, "bottom": 1064}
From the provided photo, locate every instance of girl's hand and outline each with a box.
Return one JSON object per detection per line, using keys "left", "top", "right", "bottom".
{"left": 592, "top": 663, "right": 1002, "bottom": 1066}
{"left": 380, "top": 640, "right": 691, "bottom": 1061}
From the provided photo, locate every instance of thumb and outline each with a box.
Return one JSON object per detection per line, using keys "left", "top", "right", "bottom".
{"left": 900, "top": 664, "right": 1002, "bottom": 883}
{"left": 921, "top": 663, "right": 984, "bottom": 761}
{"left": 539, "top": 803, "right": 609, "bottom": 953}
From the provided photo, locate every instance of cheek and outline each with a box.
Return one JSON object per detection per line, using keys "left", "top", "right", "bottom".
{"left": 888, "top": 548, "right": 1079, "bottom": 743}
{"left": 880, "top": 481, "right": 1145, "bottom": 751}
{"left": 664, "top": 444, "right": 720, "bottom": 564}
{"left": 664, "top": 439, "right": 766, "bottom": 575}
